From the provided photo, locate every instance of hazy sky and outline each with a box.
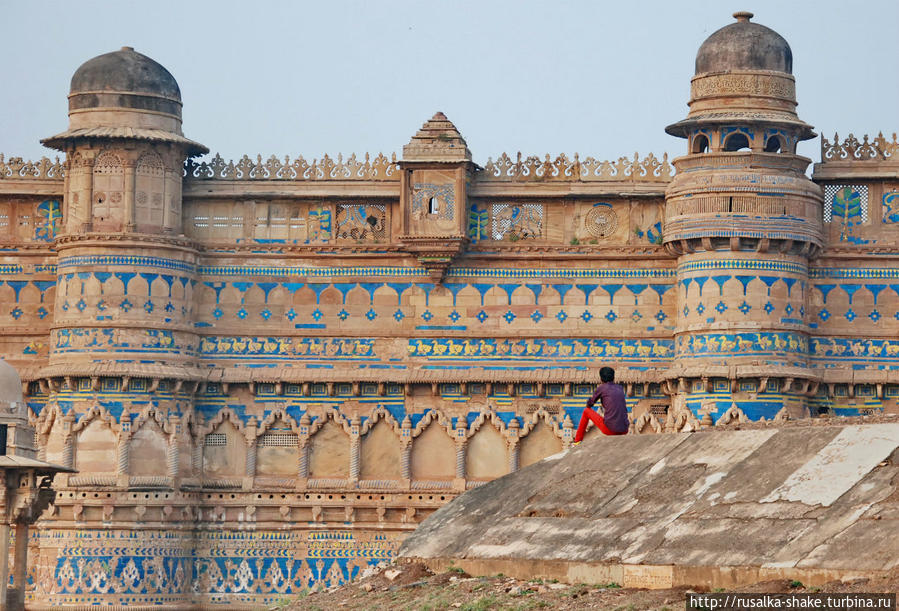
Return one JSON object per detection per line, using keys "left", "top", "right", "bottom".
{"left": 3, "top": 1, "right": 897, "bottom": 164}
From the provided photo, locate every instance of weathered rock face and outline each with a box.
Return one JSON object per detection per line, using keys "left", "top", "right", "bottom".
{"left": 400, "top": 423, "right": 899, "bottom": 589}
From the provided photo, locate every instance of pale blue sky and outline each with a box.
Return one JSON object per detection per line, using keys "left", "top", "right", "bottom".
{"left": 3, "top": 1, "right": 897, "bottom": 164}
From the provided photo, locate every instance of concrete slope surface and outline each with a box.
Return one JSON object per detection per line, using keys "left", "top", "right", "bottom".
{"left": 399, "top": 424, "right": 899, "bottom": 589}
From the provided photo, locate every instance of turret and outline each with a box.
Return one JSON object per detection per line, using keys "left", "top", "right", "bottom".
{"left": 42, "top": 47, "right": 206, "bottom": 235}
{"left": 665, "top": 13, "right": 824, "bottom": 420}
{"left": 39, "top": 48, "right": 202, "bottom": 396}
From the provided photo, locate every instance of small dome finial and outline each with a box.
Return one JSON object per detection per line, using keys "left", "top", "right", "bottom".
{"left": 733, "top": 11, "right": 753, "bottom": 22}
{"left": 121, "top": 46, "right": 135, "bottom": 52}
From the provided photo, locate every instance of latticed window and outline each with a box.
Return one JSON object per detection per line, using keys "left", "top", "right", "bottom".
{"left": 135, "top": 152, "right": 165, "bottom": 226}
{"left": 204, "top": 433, "right": 227, "bottom": 446}
{"left": 258, "top": 433, "right": 297, "bottom": 447}
{"left": 824, "top": 184, "right": 868, "bottom": 223}
{"left": 92, "top": 151, "right": 124, "bottom": 221}
{"left": 490, "top": 203, "right": 544, "bottom": 240}
{"left": 336, "top": 203, "right": 386, "bottom": 241}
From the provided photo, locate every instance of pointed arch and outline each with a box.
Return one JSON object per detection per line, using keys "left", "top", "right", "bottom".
{"left": 255, "top": 410, "right": 299, "bottom": 477}
{"left": 306, "top": 406, "right": 352, "bottom": 436}
{"left": 201, "top": 409, "right": 246, "bottom": 478}
{"left": 359, "top": 405, "right": 402, "bottom": 437}
{"left": 132, "top": 405, "right": 173, "bottom": 436}
{"left": 308, "top": 410, "right": 350, "bottom": 479}
{"left": 257, "top": 409, "right": 300, "bottom": 436}
{"left": 410, "top": 408, "right": 453, "bottom": 438}
{"left": 92, "top": 150, "right": 125, "bottom": 228}
{"left": 71, "top": 403, "right": 119, "bottom": 434}
{"left": 360, "top": 412, "right": 402, "bottom": 480}
{"left": 518, "top": 409, "right": 564, "bottom": 468}
{"left": 410, "top": 413, "right": 456, "bottom": 481}
{"left": 198, "top": 406, "right": 245, "bottom": 437}
{"left": 73, "top": 404, "right": 119, "bottom": 473}
{"left": 129, "top": 412, "right": 168, "bottom": 476}
{"left": 38, "top": 403, "right": 66, "bottom": 464}
{"left": 465, "top": 410, "right": 508, "bottom": 479}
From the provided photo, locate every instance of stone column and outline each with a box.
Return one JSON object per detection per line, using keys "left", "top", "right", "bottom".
{"left": 167, "top": 435, "right": 179, "bottom": 480}
{"left": 349, "top": 416, "right": 361, "bottom": 485}
{"left": 123, "top": 159, "right": 136, "bottom": 232}
{"left": 400, "top": 442, "right": 412, "bottom": 480}
{"left": 454, "top": 441, "right": 466, "bottom": 480}
{"left": 0, "top": 522, "right": 8, "bottom": 609}
{"left": 244, "top": 418, "right": 258, "bottom": 489}
{"left": 117, "top": 415, "right": 131, "bottom": 476}
{"left": 507, "top": 419, "right": 520, "bottom": 473}
{"left": 192, "top": 435, "right": 202, "bottom": 476}
{"left": 12, "top": 521, "right": 27, "bottom": 608}
{"left": 297, "top": 438, "right": 309, "bottom": 480}
{"left": 508, "top": 441, "right": 519, "bottom": 473}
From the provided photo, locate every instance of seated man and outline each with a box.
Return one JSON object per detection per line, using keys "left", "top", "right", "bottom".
{"left": 573, "top": 366, "right": 629, "bottom": 443}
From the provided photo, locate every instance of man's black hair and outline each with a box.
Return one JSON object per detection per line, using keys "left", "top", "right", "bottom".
{"left": 599, "top": 367, "right": 615, "bottom": 383}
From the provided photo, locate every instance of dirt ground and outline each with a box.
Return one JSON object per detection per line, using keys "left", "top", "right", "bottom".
{"left": 282, "top": 562, "right": 898, "bottom": 610}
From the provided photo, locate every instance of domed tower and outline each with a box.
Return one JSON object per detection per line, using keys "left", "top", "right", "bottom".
{"left": 664, "top": 13, "right": 823, "bottom": 420}
{"left": 43, "top": 46, "right": 206, "bottom": 234}
{"left": 39, "top": 48, "right": 205, "bottom": 452}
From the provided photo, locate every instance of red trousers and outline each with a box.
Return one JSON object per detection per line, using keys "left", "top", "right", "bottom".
{"left": 574, "top": 407, "right": 627, "bottom": 442}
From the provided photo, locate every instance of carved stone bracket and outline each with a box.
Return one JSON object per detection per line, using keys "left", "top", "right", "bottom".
{"left": 398, "top": 235, "right": 468, "bottom": 283}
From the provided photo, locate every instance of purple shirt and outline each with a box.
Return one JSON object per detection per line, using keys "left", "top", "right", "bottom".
{"left": 586, "top": 382, "right": 629, "bottom": 434}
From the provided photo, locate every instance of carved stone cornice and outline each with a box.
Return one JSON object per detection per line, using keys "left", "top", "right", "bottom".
{"left": 466, "top": 244, "right": 672, "bottom": 260}
{"left": 200, "top": 242, "right": 405, "bottom": 256}
{"left": 54, "top": 232, "right": 200, "bottom": 254}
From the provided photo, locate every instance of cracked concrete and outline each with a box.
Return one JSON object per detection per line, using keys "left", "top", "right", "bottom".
{"left": 399, "top": 424, "right": 899, "bottom": 589}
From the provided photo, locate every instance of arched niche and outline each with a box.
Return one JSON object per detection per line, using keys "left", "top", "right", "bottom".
{"left": 372, "top": 284, "right": 396, "bottom": 307}
{"left": 360, "top": 419, "right": 401, "bottom": 480}
{"left": 92, "top": 151, "right": 125, "bottom": 229}
{"left": 202, "top": 419, "right": 245, "bottom": 478}
{"left": 723, "top": 132, "right": 752, "bottom": 152}
{"left": 465, "top": 424, "right": 506, "bottom": 479}
{"left": 130, "top": 418, "right": 168, "bottom": 476}
{"left": 256, "top": 420, "right": 298, "bottom": 477}
{"left": 519, "top": 422, "right": 563, "bottom": 468}
{"left": 692, "top": 133, "right": 710, "bottom": 154}
{"left": 308, "top": 419, "right": 349, "bottom": 479}
{"left": 411, "top": 421, "right": 455, "bottom": 480}
{"left": 135, "top": 151, "right": 165, "bottom": 227}
{"left": 764, "top": 134, "right": 786, "bottom": 153}
{"left": 44, "top": 416, "right": 67, "bottom": 465}
{"left": 74, "top": 418, "right": 117, "bottom": 473}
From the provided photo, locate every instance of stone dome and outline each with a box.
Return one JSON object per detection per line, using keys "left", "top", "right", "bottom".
{"left": 42, "top": 46, "right": 208, "bottom": 155}
{"left": 695, "top": 12, "right": 792, "bottom": 74}
{"left": 71, "top": 47, "right": 181, "bottom": 101}
{"left": 0, "top": 359, "right": 24, "bottom": 405}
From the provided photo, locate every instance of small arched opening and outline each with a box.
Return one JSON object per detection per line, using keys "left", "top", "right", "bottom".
{"left": 764, "top": 135, "right": 785, "bottom": 153}
{"left": 691, "top": 134, "right": 710, "bottom": 154}
{"left": 723, "top": 133, "right": 752, "bottom": 152}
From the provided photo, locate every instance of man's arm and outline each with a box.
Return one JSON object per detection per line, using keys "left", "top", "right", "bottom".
{"left": 586, "top": 385, "right": 603, "bottom": 411}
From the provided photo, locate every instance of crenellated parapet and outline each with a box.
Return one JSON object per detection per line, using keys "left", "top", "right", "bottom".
{"left": 0, "top": 155, "right": 66, "bottom": 181}
{"left": 821, "top": 132, "right": 898, "bottom": 162}
{"left": 185, "top": 152, "right": 400, "bottom": 181}
{"left": 479, "top": 152, "right": 673, "bottom": 182}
